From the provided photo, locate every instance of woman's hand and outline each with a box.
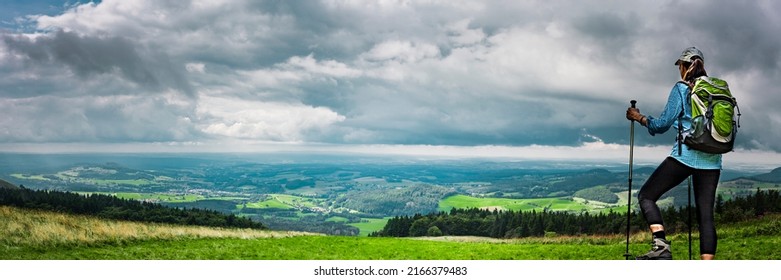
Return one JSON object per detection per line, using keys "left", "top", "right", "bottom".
{"left": 626, "top": 107, "right": 643, "bottom": 122}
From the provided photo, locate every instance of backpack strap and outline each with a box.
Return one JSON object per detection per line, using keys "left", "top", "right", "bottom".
{"left": 734, "top": 100, "right": 741, "bottom": 129}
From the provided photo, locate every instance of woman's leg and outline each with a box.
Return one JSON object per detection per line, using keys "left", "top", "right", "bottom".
{"left": 634, "top": 158, "right": 693, "bottom": 260}
{"left": 637, "top": 157, "right": 692, "bottom": 230}
{"left": 693, "top": 168, "right": 720, "bottom": 259}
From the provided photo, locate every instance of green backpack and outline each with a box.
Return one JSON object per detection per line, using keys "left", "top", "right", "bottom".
{"left": 681, "top": 76, "right": 740, "bottom": 154}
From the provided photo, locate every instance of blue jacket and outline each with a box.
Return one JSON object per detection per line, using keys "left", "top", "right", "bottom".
{"left": 645, "top": 82, "right": 722, "bottom": 170}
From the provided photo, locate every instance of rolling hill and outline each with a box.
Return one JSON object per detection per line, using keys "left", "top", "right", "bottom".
{"left": 747, "top": 167, "right": 781, "bottom": 183}
{"left": 0, "top": 179, "right": 20, "bottom": 190}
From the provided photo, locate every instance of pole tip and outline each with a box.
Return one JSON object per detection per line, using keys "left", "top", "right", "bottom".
{"left": 630, "top": 100, "right": 637, "bottom": 108}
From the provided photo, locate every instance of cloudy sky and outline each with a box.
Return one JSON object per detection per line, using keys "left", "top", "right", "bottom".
{"left": 1, "top": 0, "right": 780, "bottom": 165}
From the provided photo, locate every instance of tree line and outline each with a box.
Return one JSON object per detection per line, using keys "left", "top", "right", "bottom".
{"left": 371, "top": 189, "right": 781, "bottom": 238}
{"left": 0, "top": 187, "right": 265, "bottom": 229}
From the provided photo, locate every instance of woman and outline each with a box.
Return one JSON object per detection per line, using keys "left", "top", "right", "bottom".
{"left": 626, "top": 47, "right": 721, "bottom": 260}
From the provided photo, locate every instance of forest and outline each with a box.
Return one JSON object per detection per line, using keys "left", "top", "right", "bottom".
{"left": 0, "top": 186, "right": 265, "bottom": 229}
{"left": 333, "top": 184, "right": 456, "bottom": 216}
{"left": 259, "top": 215, "right": 360, "bottom": 236}
{"left": 371, "top": 189, "right": 781, "bottom": 238}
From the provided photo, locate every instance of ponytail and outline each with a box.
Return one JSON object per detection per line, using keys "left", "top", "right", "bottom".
{"left": 682, "top": 57, "right": 707, "bottom": 85}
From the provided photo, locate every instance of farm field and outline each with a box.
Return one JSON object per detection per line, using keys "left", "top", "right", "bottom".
{"left": 438, "top": 194, "right": 608, "bottom": 213}
{"left": 243, "top": 197, "right": 293, "bottom": 209}
{"left": 271, "top": 194, "right": 323, "bottom": 208}
{"left": 718, "top": 179, "right": 781, "bottom": 200}
{"left": 349, "top": 218, "right": 392, "bottom": 237}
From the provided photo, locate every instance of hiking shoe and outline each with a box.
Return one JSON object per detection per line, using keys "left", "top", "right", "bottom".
{"left": 635, "top": 238, "right": 672, "bottom": 260}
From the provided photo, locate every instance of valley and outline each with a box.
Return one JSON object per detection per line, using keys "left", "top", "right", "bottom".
{"left": 2, "top": 153, "right": 779, "bottom": 236}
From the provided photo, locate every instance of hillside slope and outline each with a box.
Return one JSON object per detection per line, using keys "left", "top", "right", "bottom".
{"left": 0, "top": 178, "right": 20, "bottom": 190}
{"left": 749, "top": 167, "right": 781, "bottom": 183}
{"left": 0, "top": 206, "right": 315, "bottom": 249}
{"left": 0, "top": 187, "right": 265, "bottom": 229}
{"left": 2, "top": 205, "right": 779, "bottom": 260}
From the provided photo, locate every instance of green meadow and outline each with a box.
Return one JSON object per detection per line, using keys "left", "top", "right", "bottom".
{"left": 439, "top": 194, "right": 596, "bottom": 213}
{"left": 2, "top": 203, "right": 779, "bottom": 260}
{"left": 349, "top": 218, "right": 392, "bottom": 237}
{"left": 243, "top": 197, "right": 294, "bottom": 209}
{"left": 10, "top": 174, "right": 50, "bottom": 181}
{"left": 272, "top": 194, "right": 323, "bottom": 208}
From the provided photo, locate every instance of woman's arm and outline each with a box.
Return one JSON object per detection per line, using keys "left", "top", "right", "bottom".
{"left": 644, "top": 83, "right": 687, "bottom": 136}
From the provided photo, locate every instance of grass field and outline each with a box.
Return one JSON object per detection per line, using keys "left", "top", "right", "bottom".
{"left": 243, "top": 197, "right": 294, "bottom": 209}
{"left": 349, "top": 218, "right": 392, "bottom": 237}
{"left": 3, "top": 205, "right": 780, "bottom": 260}
{"left": 10, "top": 174, "right": 50, "bottom": 181}
{"left": 241, "top": 194, "right": 323, "bottom": 210}
{"left": 271, "top": 194, "right": 322, "bottom": 208}
{"left": 0, "top": 206, "right": 314, "bottom": 249}
{"left": 439, "top": 194, "right": 593, "bottom": 213}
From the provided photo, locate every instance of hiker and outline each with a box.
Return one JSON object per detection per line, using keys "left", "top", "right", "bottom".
{"left": 625, "top": 47, "right": 721, "bottom": 260}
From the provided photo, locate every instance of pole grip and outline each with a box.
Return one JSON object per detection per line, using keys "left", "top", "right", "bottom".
{"left": 630, "top": 100, "right": 637, "bottom": 108}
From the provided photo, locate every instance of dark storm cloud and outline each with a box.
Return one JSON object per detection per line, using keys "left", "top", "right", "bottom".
{"left": 2, "top": 30, "right": 194, "bottom": 96}
{"left": 574, "top": 12, "right": 639, "bottom": 41}
{"left": 1, "top": 0, "right": 780, "bottom": 155}
{"left": 668, "top": 0, "right": 781, "bottom": 73}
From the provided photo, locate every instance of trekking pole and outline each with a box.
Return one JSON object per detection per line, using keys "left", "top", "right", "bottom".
{"left": 688, "top": 176, "right": 693, "bottom": 260}
{"left": 624, "top": 100, "right": 637, "bottom": 260}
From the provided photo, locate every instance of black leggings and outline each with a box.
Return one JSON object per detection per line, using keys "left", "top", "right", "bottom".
{"left": 637, "top": 157, "right": 721, "bottom": 255}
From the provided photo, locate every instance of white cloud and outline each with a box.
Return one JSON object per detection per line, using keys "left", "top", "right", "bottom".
{"left": 196, "top": 95, "right": 345, "bottom": 141}
{"left": 185, "top": 63, "right": 205, "bottom": 73}
{"left": 286, "top": 54, "right": 362, "bottom": 78}
{"left": 237, "top": 68, "right": 303, "bottom": 89}
{"left": 360, "top": 40, "right": 440, "bottom": 63}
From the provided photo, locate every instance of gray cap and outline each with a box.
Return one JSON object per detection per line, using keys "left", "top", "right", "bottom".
{"left": 675, "top": 47, "right": 704, "bottom": 65}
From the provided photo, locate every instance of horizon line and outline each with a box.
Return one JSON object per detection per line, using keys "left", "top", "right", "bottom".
{"left": 1, "top": 141, "right": 779, "bottom": 169}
